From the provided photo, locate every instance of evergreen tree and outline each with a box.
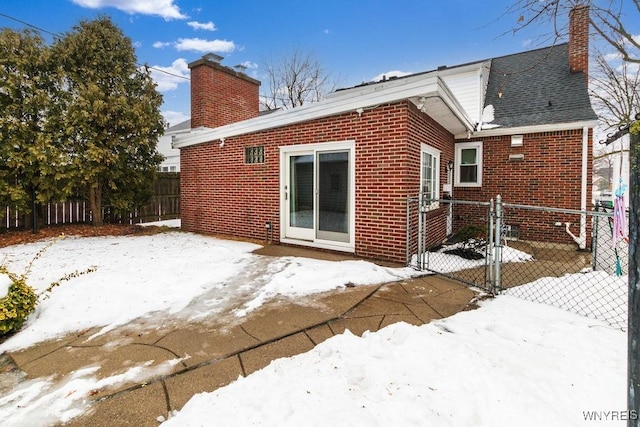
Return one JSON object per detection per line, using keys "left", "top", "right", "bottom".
{"left": 0, "top": 28, "right": 70, "bottom": 228}
{"left": 54, "top": 17, "right": 164, "bottom": 225}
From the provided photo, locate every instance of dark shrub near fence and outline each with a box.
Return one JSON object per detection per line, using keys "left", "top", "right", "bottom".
{"left": 1, "top": 172, "right": 180, "bottom": 230}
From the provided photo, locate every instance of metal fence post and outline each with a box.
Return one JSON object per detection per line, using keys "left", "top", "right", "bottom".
{"left": 406, "top": 197, "right": 410, "bottom": 267}
{"left": 493, "top": 195, "right": 503, "bottom": 294}
{"left": 628, "top": 126, "right": 639, "bottom": 426}
{"left": 592, "top": 208, "right": 598, "bottom": 271}
{"left": 417, "top": 194, "right": 423, "bottom": 270}
{"left": 488, "top": 198, "right": 495, "bottom": 289}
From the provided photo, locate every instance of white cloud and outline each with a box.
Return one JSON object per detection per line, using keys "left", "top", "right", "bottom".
{"left": 621, "top": 62, "right": 640, "bottom": 74}
{"left": 370, "top": 70, "right": 412, "bottom": 82}
{"left": 162, "top": 110, "right": 190, "bottom": 127}
{"left": 149, "top": 58, "right": 190, "bottom": 92}
{"left": 153, "top": 41, "right": 172, "bottom": 49}
{"left": 240, "top": 61, "right": 258, "bottom": 69}
{"left": 187, "top": 21, "right": 217, "bottom": 31}
{"left": 604, "top": 52, "right": 622, "bottom": 62}
{"left": 72, "top": 0, "right": 186, "bottom": 19}
{"left": 174, "top": 38, "right": 235, "bottom": 53}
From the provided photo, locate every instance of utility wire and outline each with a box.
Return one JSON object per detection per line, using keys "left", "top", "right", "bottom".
{"left": 0, "top": 12, "right": 298, "bottom": 99}
{"left": 0, "top": 12, "right": 60, "bottom": 38}
{"left": 0, "top": 12, "right": 190, "bottom": 81}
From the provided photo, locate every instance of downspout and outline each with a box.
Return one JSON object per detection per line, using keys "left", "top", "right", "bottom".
{"left": 566, "top": 126, "right": 589, "bottom": 249}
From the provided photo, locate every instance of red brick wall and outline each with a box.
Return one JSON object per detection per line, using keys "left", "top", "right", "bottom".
{"left": 189, "top": 60, "right": 260, "bottom": 129}
{"left": 569, "top": 5, "right": 590, "bottom": 81}
{"left": 454, "top": 128, "right": 593, "bottom": 245}
{"left": 180, "top": 101, "right": 454, "bottom": 263}
{"left": 406, "top": 103, "right": 455, "bottom": 249}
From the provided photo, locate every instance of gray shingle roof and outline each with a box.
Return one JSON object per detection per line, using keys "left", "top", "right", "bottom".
{"left": 167, "top": 119, "right": 191, "bottom": 132}
{"left": 484, "top": 43, "right": 597, "bottom": 128}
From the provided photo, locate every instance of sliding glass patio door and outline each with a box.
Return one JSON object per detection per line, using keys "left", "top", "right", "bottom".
{"left": 282, "top": 142, "right": 354, "bottom": 249}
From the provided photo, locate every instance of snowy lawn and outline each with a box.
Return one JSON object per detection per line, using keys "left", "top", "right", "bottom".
{"left": 0, "top": 224, "right": 630, "bottom": 426}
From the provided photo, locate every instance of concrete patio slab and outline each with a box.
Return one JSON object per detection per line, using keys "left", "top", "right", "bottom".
{"left": 164, "top": 356, "right": 244, "bottom": 410}
{"left": 239, "top": 332, "right": 316, "bottom": 375}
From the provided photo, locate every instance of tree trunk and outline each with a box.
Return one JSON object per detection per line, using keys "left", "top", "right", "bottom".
{"left": 88, "top": 183, "right": 103, "bottom": 226}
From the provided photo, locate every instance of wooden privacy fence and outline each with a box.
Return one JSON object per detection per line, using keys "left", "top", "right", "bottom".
{"left": 1, "top": 173, "right": 180, "bottom": 230}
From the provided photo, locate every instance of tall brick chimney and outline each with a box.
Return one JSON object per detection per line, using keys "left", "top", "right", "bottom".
{"left": 189, "top": 53, "right": 261, "bottom": 129}
{"left": 569, "top": 4, "right": 590, "bottom": 81}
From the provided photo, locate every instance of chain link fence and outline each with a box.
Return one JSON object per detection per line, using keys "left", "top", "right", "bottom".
{"left": 407, "top": 196, "right": 493, "bottom": 292}
{"left": 407, "top": 196, "right": 629, "bottom": 330}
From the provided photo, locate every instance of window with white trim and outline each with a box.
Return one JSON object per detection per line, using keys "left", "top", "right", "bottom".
{"left": 455, "top": 141, "right": 482, "bottom": 187}
{"left": 420, "top": 144, "right": 440, "bottom": 206}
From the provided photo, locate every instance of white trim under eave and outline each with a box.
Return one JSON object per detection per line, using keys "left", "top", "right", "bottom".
{"left": 174, "top": 74, "right": 476, "bottom": 149}
{"left": 454, "top": 120, "right": 599, "bottom": 139}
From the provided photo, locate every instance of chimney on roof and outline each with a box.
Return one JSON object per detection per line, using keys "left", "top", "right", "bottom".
{"left": 203, "top": 53, "right": 224, "bottom": 63}
{"left": 188, "top": 53, "right": 261, "bottom": 129}
{"left": 569, "top": 4, "right": 590, "bottom": 82}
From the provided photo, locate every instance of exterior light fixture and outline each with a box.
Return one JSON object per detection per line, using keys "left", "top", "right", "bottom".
{"left": 219, "top": 137, "right": 225, "bottom": 147}
{"left": 447, "top": 160, "right": 454, "bottom": 171}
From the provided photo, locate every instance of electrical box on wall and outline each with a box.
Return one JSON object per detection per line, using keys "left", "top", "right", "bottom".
{"left": 442, "top": 184, "right": 452, "bottom": 193}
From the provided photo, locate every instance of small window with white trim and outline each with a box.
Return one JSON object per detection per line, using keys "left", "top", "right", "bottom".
{"left": 420, "top": 144, "right": 440, "bottom": 206}
{"left": 455, "top": 141, "right": 482, "bottom": 187}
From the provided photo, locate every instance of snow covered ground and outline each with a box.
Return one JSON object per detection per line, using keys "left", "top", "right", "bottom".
{"left": 0, "top": 223, "right": 630, "bottom": 426}
{"left": 163, "top": 297, "right": 627, "bottom": 427}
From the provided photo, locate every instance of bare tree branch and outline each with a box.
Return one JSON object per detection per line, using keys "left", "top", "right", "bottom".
{"left": 590, "top": 50, "right": 640, "bottom": 129}
{"left": 260, "top": 49, "right": 338, "bottom": 110}
{"left": 509, "top": 0, "right": 640, "bottom": 63}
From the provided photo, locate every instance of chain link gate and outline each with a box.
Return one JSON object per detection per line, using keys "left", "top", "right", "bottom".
{"left": 407, "top": 194, "right": 628, "bottom": 329}
{"left": 406, "top": 194, "right": 497, "bottom": 293}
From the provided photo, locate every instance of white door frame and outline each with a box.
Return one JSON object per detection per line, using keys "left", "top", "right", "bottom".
{"left": 283, "top": 150, "right": 315, "bottom": 241}
{"left": 279, "top": 141, "right": 355, "bottom": 253}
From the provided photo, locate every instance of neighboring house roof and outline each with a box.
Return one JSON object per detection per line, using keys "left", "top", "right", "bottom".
{"left": 167, "top": 119, "right": 191, "bottom": 133}
{"left": 482, "top": 43, "right": 597, "bottom": 130}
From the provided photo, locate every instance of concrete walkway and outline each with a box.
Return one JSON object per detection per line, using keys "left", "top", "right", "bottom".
{"left": 2, "top": 247, "right": 478, "bottom": 426}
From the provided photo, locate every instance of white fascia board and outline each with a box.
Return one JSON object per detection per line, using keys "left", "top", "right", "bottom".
{"left": 173, "top": 73, "right": 473, "bottom": 149}
{"left": 171, "top": 127, "right": 214, "bottom": 148}
{"left": 455, "top": 119, "right": 599, "bottom": 139}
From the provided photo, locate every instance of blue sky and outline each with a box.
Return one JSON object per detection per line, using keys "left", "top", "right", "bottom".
{"left": 0, "top": 0, "right": 591, "bottom": 126}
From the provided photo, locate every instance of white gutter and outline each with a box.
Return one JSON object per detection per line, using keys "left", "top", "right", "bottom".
{"left": 455, "top": 119, "right": 599, "bottom": 139}
{"left": 578, "top": 125, "right": 589, "bottom": 249}
{"left": 174, "top": 75, "right": 475, "bottom": 149}
{"left": 564, "top": 126, "right": 589, "bottom": 249}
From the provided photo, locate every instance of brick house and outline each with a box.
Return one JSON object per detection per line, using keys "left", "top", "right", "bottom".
{"left": 174, "top": 6, "right": 597, "bottom": 264}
